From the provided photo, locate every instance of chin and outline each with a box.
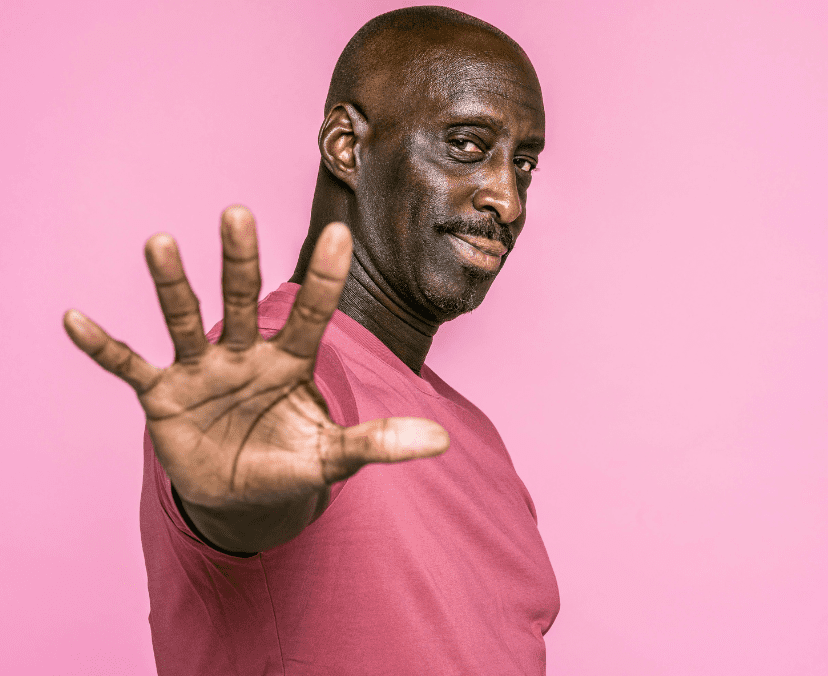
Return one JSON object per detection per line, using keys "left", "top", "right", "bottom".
{"left": 422, "top": 268, "right": 496, "bottom": 319}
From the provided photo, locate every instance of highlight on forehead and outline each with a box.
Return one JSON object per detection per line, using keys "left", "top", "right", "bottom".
{"left": 418, "top": 55, "right": 544, "bottom": 113}
{"left": 324, "top": 6, "right": 538, "bottom": 117}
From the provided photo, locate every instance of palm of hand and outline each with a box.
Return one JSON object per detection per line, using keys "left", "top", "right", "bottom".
{"left": 142, "top": 340, "right": 339, "bottom": 509}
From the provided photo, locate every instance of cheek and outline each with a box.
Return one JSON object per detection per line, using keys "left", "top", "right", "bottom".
{"left": 408, "top": 161, "right": 472, "bottom": 226}
{"left": 407, "top": 132, "right": 473, "bottom": 217}
{"left": 355, "top": 154, "right": 412, "bottom": 245}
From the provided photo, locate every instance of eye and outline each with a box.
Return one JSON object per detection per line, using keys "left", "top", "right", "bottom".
{"left": 448, "top": 138, "right": 485, "bottom": 154}
{"left": 514, "top": 157, "right": 537, "bottom": 174}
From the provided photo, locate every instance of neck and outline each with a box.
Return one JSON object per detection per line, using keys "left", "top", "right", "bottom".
{"left": 337, "top": 258, "right": 437, "bottom": 375}
{"left": 289, "top": 163, "right": 439, "bottom": 375}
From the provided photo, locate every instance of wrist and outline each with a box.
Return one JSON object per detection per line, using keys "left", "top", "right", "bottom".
{"left": 172, "top": 484, "right": 327, "bottom": 555}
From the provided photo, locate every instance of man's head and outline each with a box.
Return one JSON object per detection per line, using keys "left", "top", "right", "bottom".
{"left": 306, "top": 6, "right": 544, "bottom": 322}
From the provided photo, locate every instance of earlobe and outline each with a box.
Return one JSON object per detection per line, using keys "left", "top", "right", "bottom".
{"left": 318, "top": 103, "right": 368, "bottom": 190}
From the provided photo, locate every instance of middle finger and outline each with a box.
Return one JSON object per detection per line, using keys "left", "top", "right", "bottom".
{"left": 218, "top": 205, "right": 262, "bottom": 351}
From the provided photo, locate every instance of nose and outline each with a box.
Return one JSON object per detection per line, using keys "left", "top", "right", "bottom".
{"left": 471, "top": 157, "right": 523, "bottom": 224}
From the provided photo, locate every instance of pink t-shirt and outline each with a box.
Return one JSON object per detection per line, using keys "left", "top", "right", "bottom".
{"left": 140, "top": 283, "right": 559, "bottom": 675}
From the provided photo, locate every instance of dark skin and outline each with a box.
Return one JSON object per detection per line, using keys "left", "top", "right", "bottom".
{"left": 64, "top": 21, "right": 544, "bottom": 555}
{"left": 293, "top": 31, "right": 545, "bottom": 374}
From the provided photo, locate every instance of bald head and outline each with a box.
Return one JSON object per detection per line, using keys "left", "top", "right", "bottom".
{"left": 324, "top": 6, "right": 540, "bottom": 124}
{"left": 295, "top": 6, "right": 545, "bottom": 337}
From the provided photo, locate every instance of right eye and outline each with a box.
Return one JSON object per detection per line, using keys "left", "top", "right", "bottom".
{"left": 449, "top": 138, "right": 484, "bottom": 153}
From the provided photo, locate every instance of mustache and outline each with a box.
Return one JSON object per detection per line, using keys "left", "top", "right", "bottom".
{"left": 433, "top": 217, "right": 515, "bottom": 253}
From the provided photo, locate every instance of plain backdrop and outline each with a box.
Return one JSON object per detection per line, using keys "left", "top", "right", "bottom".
{"left": 2, "top": 1, "right": 826, "bottom": 674}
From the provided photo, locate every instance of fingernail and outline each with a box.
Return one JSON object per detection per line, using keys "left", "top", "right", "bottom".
{"left": 65, "top": 310, "right": 91, "bottom": 338}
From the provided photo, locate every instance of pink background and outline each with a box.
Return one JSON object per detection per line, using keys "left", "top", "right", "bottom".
{"left": 2, "top": 0, "right": 826, "bottom": 673}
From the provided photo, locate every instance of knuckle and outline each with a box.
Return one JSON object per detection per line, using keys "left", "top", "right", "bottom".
{"left": 220, "top": 336, "right": 256, "bottom": 352}
{"left": 175, "top": 326, "right": 203, "bottom": 343}
{"left": 155, "top": 276, "right": 188, "bottom": 290}
{"left": 165, "top": 311, "right": 199, "bottom": 329}
{"left": 370, "top": 420, "right": 390, "bottom": 458}
{"left": 109, "top": 342, "right": 134, "bottom": 375}
{"left": 308, "top": 267, "right": 344, "bottom": 284}
{"left": 223, "top": 289, "right": 258, "bottom": 309}
{"left": 293, "top": 302, "right": 328, "bottom": 324}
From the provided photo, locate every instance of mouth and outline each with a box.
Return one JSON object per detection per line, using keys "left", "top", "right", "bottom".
{"left": 447, "top": 233, "right": 507, "bottom": 273}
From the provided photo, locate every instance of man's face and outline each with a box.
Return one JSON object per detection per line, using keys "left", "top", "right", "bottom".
{"left": 352, "top": 41, "right": 545, "bottom": 322}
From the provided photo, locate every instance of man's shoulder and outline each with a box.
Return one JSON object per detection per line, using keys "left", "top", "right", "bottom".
{"left": 422, "top": 365, "right": 504, "bottom": 437}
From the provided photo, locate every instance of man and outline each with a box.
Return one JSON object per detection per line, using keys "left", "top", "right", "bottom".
{"left": 64, "top": 6, "right": 558, "bottom": 675}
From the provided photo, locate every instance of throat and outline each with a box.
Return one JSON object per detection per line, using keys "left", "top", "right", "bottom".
{"left": 337, "top": 269, "right": 438, "bottom": 375}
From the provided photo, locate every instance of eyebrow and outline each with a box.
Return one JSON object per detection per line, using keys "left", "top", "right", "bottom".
{"left": 519, "top": 137, "right": 546, "bottom": 152}
{"left": 444, "top": 115, "right": 546, "bottom": 153}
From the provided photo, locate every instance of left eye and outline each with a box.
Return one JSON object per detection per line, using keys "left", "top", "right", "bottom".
{"left": 514, "top": 158, "right": 536, "bottom": 173}
{"left": 450, "top": 139, "right": 483, "bottom": 153}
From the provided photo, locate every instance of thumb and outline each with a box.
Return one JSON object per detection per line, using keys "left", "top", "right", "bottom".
{"left": 321, "top": 417, "right": 449, "bottom": 484}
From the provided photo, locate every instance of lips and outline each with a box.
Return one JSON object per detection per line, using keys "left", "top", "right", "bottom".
{"left": 447, "top": 233, "right": 507, "bottom": 273}
{"left": 450, "top": 233, "right": 508, "bottom": 257}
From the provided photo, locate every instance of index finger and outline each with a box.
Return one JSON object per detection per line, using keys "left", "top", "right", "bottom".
{"left": 63, "top": 309, "right": 161, "bottom": 393}
{"left": 144, "top": 234, "right": 208, "bottom": 363}
{"left": 273, "top": 222, "right": 351, "bottom": 360}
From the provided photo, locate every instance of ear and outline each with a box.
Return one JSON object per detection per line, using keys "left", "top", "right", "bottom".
{"left": 318, "top": 103, "right": 368, "bottom": 191}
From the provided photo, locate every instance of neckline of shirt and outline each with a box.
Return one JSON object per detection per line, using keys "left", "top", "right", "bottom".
{"left": 261, "top": 283, "right": 443, "bottom": 398}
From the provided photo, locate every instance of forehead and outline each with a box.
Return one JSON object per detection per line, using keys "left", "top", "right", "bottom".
{"left": 431, "top": 52, "right": 542, "bottom": 105}
{"left": 407, "top": 47, "right": 545, "bottom": 140}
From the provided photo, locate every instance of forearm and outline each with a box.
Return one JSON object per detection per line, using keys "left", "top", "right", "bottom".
{"left": 172, "top": 484, "right": 330, "bottom": 555}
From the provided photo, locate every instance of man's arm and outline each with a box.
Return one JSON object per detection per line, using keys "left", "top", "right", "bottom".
{"left": 64, "top": 206, "right": 449, "bottom": 553}
{"left": 171, "top": 481, "right": 327, "bottom": 555}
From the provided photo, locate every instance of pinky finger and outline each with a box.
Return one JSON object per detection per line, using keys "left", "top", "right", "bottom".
{"left": 63, "top": 309, "right": 161, "bottom": 394}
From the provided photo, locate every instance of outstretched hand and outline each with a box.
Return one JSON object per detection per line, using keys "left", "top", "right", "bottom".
{"left": 64, "top": 206, "right": 448, "bottom": 549}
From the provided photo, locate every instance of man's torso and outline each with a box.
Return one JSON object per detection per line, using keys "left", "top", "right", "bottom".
{"left": 140, "top": 283, "right": 558, "bottom": 676}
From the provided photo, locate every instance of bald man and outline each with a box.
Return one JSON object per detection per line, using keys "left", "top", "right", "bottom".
{"left": 65, "top": 7, "right": 559, "bottom": 675}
